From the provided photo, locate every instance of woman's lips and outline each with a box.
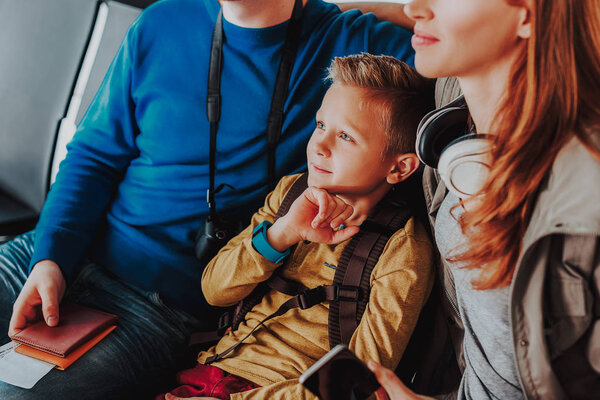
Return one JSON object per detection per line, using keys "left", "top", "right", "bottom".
{"left": 412, "top": 29, "right": 439, "bottom": 48}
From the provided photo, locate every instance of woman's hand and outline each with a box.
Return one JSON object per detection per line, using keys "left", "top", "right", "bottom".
{"left": 368, "top": 361, "right": 434, "bottom": 400}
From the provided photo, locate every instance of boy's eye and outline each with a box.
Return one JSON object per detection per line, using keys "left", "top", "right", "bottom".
{"left": 316, "top": 121, "right": 325, "bottom": 130}
{"left": 339, "top": 132, "right": 354, "bottom": 142}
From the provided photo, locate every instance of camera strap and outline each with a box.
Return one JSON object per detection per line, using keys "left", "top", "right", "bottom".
{"left": 206, "top": 0, "right": 304, "bottom": 221}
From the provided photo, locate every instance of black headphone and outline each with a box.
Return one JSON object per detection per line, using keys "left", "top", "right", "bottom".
{"left": 416, "top": 96, "right": 493, "bottom": 198}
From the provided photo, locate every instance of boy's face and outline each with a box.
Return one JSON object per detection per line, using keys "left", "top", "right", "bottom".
{"left": 306, "top": 83, "right": 395, "bottom": 196}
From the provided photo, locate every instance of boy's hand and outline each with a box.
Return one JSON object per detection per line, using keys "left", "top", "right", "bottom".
{"left": 8, "top": 260, "right": 66, "bottom": 337}
{"left": 267, "top": 187, "right": 360, "bottom": 251}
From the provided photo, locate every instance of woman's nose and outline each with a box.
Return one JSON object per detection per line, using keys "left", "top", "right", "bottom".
{"left": 405, "top": 0, "right": 433, "bottom": 21}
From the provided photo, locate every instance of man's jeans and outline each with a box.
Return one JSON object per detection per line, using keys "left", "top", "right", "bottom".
{"left": 0, "top": 232, "right": 208, "bottom": 399}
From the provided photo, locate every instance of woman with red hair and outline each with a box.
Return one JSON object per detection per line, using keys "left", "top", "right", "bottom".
{"left": 369, "top": 0, "right": 600, "bottom": 399}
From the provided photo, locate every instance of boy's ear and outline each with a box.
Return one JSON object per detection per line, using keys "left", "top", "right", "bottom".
{"left": 386, "top": 153, "right": 420, "bottom": 184}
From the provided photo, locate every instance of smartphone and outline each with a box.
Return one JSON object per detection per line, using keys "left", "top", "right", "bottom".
{"left": 299, "top": 344, "right": 380, "bottom": 400}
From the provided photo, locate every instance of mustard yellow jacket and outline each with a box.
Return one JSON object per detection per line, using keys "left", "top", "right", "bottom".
{"left": 198, "top": 174, "right": 434, "bottom": 399}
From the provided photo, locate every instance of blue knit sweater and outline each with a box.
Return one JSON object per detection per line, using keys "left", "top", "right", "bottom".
{"left": 31, "top": 0, "right": 414, "bottom": 316}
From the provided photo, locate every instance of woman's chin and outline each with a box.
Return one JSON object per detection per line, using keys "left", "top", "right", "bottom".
{"left": 414, "top": 56, "right": 446, "bottom": 79}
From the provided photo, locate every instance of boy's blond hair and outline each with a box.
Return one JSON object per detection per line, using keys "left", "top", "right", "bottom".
{"left": 326, "top": 53, "right": 434, "bottom": 156}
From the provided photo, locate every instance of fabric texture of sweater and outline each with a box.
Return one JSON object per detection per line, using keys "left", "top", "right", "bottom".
{"left": 29, "top": 0, "right": 415, "bottom": 315}
{"left": 198, "top": 174, "right": 434, "bottom": 399}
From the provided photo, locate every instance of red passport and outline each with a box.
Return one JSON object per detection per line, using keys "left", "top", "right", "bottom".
{"left": 15, "top": 325, "right": 116, "bottom": 370}
{"left": 10, "top": 302, "right": 118, "bottom": 358}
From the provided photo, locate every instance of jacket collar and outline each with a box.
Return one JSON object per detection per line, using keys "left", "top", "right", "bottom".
{"left": 521, "top": 136, "right": 600, "bottom": 253}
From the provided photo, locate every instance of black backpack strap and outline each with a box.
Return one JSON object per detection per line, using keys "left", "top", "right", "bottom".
{"left": 274, "top": 173, "right": 308, "bottom": 220}
{"left": 189, "top": 173, "right": 309, "bottom": 347}
{"left": 329, "top": 194, "right": 412, "bottom": 347}
{"left": 205, "top": 284, "right": 338, "bottom": 364}
{"left": 230, "top": 272, "right": 310, "bottom": 331}
{"left": 188, "top": 311, "right": 232, "bottom": 345}
{"left": 230, "top": 172, "right": 308, "bottom": 329}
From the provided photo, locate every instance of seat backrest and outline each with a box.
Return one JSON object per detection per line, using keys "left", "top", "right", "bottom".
{"left": 50, "top": 1, "right": 144, "bottom": 183}
{"left": 0, "top": 0, "right": 155, "bottom": 216}
{"left": 0, "top": 0, "right": 99, "bottom": 212}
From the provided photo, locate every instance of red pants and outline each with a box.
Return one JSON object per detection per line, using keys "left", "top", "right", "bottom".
{"left": 157, "top": 364, "right": 260, "bottom": 400}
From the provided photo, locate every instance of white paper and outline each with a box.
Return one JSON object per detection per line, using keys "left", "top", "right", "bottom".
{"left": 0, "top": 341, "right": 55, "bottom": 389}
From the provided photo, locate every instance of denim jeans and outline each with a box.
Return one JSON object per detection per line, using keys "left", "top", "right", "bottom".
{"left": 0, "top": 232, "right": 209, "bottom": 399}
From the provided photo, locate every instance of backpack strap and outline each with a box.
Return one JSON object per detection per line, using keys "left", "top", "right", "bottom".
{"left": 275, "top": 172, "right": 308, "bottom": 220}
{"left": 189, "top": 174, "right": 308, "bottom": 347}
{"left": 194, "top": 176, "right": 413, "bottom": 363}
{"left": 205, "top": 283, "right": 338, "bottom": 364}
{"left": 329, "top": 193, "right": 412, "bottom": 347}
{"left": 230, "top": 173, "right": 309, "bottom": 330}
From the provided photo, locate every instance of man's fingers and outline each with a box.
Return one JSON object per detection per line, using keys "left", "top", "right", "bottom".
{"left": 8, "top": 302, "right": 28, "bottom": 336}
{"left": 8, "top": 261, "right": 65, "bottom": 337}
{"left": 38, "top": 283, "right": 60, "bottom": 327}
{"left": 8, "top": 284, "right": 39, "bottom": 336}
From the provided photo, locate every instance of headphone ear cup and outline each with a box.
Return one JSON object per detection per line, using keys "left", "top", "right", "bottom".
{"left": 438, "top": 134, "right": 493, "bottom": 198}
{"left": 416, "top": 106, "right": 470, "bottom": 168}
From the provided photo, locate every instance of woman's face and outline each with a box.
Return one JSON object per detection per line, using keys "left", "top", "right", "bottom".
{"left": 404, "top": 0, "right": 530, "bottom": 79}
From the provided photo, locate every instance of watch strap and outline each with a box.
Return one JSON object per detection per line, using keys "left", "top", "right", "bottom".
{"left": 252, "top": 221, "right": 290, "bottom": 264}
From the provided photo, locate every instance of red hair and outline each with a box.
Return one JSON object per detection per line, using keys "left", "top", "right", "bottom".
{"left": 456, "top": 0, "right": 600, "bottom": 289}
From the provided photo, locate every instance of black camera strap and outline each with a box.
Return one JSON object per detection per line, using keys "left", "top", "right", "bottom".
{"left": 206, "top": 0, "right": 304, "bottom": 221}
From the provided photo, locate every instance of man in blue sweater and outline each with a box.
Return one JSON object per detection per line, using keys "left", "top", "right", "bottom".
{"left": 0, "top": 0, "right": 414, "bottom": 398}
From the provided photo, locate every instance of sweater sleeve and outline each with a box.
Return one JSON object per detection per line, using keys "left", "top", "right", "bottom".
{"left": 201, "top": 175, "right": 301, "bottom": 307}
{"left": 29, "top": 18, "right": 142, "bottom": 280}
{"left": 349, "top": 219, "right": 434, "bottom": 370}
{"left": 336, "top": 8, "right": 414, "bottom": 66}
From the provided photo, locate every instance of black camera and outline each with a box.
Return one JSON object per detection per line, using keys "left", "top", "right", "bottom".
{"left": 195, "top": 215, "right": 246, "bottom": 265}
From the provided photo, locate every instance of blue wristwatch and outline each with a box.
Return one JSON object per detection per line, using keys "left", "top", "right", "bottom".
{"left": 252, "top": 221, "right": 290, "bottom": 264}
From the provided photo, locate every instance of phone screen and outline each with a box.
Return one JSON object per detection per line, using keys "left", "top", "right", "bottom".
{"left": 299, "top": 344, "right": 380, "bottom": 400}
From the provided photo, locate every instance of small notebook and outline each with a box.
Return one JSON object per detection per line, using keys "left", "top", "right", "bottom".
{"left": 10, "top": 303, "right": 118, "bottom": 358}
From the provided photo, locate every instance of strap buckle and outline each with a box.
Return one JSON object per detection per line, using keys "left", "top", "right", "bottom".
{"left": 335, "top": 285, "right": 360, "bottom": 302}
{"left": 297, "top": 286, "right": 325, "bottom": 310}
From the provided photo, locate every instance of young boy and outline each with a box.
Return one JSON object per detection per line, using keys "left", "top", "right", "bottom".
{"left": 161, "top": 54, "right": 434, "bottom": 400}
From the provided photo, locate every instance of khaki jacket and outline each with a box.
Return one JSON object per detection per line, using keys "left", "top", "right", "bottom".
{"left": 199, "top": 174, "right": 434, "bottom": 399}
{"left": 424, "top": 78, "right": 600, "bottom": 399}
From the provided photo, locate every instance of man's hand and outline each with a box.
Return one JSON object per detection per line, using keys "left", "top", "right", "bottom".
{"left": 8, "top": 260, "right": 66, "bottom": 337}
{"left": 267, "top": 187, "right": 360, "bottom": 251}
{"left": 336, "top": 2, "right": 415, "bottom": 31}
